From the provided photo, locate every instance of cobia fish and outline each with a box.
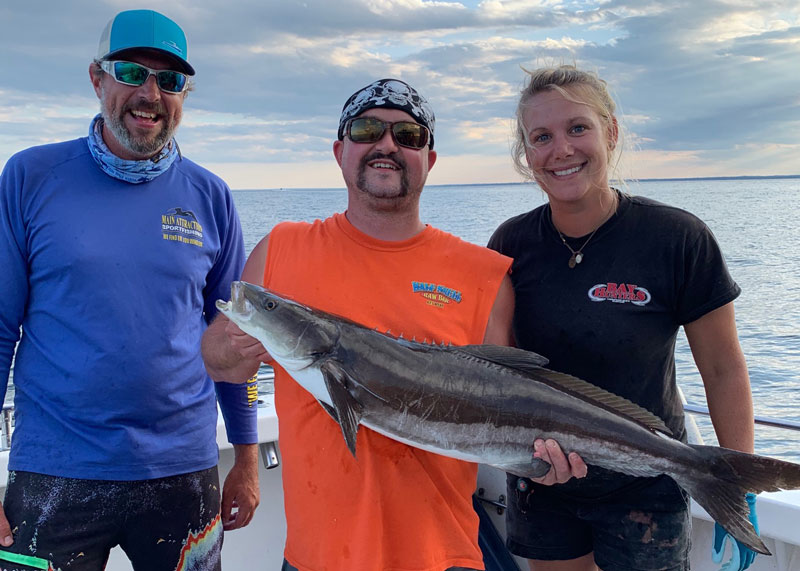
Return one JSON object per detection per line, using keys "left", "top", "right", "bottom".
{"left": 216, "top": 281, "right": 800, "bottom": 555}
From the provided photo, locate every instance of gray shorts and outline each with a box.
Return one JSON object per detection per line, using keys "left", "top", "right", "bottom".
{"left": 505, "top": 472, "right": 691, "bottom": 571}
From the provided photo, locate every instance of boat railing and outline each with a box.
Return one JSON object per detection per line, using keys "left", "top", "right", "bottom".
{"left": 0, "top": 368, "right": 278, "bottom": 453}
{"left": 1, "top": 399, "right": 798, "bottom": 453}
{"left": 1, "top": 405, "right": 11, "bottom": 451}
{"left": 683, "top": 403, "right": 800, "bottom": 432}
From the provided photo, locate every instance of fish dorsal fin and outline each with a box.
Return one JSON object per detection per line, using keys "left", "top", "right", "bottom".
{"left": 320, "top": 360, "right": 364, "bottom": 457}
{"left": 450, "top": 344, "right": 670, "bottom": 436}
{"left": 397, "top": 341, "right": 549, "bottom": 374}
{"left": 397, "top": 339, "right": 671, "bottom": 436}
{"left": 531, "top": 368, "right": 673, "bottom": 436}
{"left": 453, "top": 344, "right": 550, "bottom": 372}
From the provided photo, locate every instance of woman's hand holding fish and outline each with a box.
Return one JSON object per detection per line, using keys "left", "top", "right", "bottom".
{"left": 531, "top": 439, "right": 588, "bottom": 485}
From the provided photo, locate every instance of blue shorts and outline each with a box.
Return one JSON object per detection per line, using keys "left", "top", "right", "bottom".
{"left": 505, "top": 471, "right": 691, "bottom": 571}
{"left": 0, "top": 468, "right": 222, "bottom": 571}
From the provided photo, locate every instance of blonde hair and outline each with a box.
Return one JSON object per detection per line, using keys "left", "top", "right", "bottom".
{"left": 512, "top": 65, "right": 622, "bottom": 183}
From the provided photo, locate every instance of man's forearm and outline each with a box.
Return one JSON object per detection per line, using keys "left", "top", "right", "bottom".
{"left": 232, "top": 443, "right": 259, "bottom": 465}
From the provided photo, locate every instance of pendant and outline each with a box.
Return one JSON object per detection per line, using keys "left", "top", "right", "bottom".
{"left": 568, "top": 252, "right": 584, "bottom": 268}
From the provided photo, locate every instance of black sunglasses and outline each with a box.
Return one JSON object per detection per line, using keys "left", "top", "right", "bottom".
{"left": 346, "top": 117, "right": 430, "bottom": 150}
{"left": 100, "top": 60, "right": 189, "bottom": 94}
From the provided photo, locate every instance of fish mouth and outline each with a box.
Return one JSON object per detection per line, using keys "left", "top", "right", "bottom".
{"left": 216, "top": 281, "right": 250, "bottom": 315}
{"left": 240, "top": 281, "right": 272, "bottom": 308}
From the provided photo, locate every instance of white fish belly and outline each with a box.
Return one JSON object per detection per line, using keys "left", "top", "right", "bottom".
{"left": 363, "top": 415, "right": 537, "bottom": 466}
{"left": 279, "top": 363, "right": 333, "bottom": 407}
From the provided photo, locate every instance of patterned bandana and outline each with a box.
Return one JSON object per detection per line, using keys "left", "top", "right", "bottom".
{"left": 86, "top": 114, "right": 180, "bottom": 184}
{"left": 337, "top": 78, "right": 436, "bottom": 149}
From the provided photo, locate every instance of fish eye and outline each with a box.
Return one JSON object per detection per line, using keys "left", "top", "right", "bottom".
{"left": 265, "top": 300, "right": 277, "bottom": 311}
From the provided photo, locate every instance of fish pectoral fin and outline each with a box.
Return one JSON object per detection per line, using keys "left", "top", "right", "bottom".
{"left": 320, "top": 361, "right": 364, "bottom": 458}
{"left": 529, "top": 457, "right": 551, "bottom": 478}
{"left": 318, "top": 400, "right": 340, "bottom": 423}
{"left": 454, "top": 344, "right": 550, "bottom": 370}
{"left": 496, "top": 457, "right": 552, "bottom": 479}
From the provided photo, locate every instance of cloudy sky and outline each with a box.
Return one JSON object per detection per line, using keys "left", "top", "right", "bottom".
{"left": 1, "top": 0, "right": 798, "bottom": 189}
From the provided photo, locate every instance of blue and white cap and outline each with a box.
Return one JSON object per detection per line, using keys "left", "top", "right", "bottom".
{"left": 97, "top": 10, "right": 195, "bottom": 76}
{"left": 338, "top": 79, "right": 436, "bottom": 149}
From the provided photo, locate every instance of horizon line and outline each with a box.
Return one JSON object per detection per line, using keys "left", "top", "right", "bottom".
{"left": 232, "top": 173, "right": 800, "bottom": 192}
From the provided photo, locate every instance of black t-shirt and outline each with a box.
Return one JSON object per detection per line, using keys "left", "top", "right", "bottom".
{"left": 488, "top": 191, "right": 740, "bottom": 497}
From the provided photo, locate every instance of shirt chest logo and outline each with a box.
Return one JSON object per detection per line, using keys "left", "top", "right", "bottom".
{"left": 588, "top": 282, "right": 651, "bottom": 306}
{"left": 162, "top": 207, "right": 204, "bottom": 248}
{"left": 412, "top": 281, "right": 463, "bottom": 308}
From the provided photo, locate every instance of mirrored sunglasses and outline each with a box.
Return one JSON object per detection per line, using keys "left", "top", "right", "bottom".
{"left": 100, "top": 60, "right": 188, "bottom": 94}
{"left": 346, "top": 117, "right": 430, "bottom": 150}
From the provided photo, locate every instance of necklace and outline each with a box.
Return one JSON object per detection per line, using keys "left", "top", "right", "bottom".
{"left": 557, "top": 227, "right": 600, "bottom": 268}
{"left": 554, "top": 194, "right": 618, "bottom": 269}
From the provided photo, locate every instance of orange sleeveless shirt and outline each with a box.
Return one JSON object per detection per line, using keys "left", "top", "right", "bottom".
{"left": 264, "top": 213, "right": 512, "bottom": 571}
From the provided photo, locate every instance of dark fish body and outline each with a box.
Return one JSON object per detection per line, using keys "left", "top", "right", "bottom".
{"left": 217, "top": 281, "right": 800, "bottom": 555}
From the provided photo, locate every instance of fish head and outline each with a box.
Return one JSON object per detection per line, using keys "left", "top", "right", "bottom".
{"left": 216, "top": 281, "right": 339, "bottom": 370}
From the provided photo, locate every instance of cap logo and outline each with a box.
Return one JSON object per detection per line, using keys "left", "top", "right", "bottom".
{"left": 162, "top": 40, "right": 183, "bottom": 54}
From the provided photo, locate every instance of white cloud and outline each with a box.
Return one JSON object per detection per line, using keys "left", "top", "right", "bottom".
{"left": 328, "top": 44, "right": 393, "bottom": 68}
{"left": 364, "top": 0, "right": 469, "bottom": 16}
{"left": 2, "top": 0, "right": 800, "bottom": 184}
{"left": 692, "top": 9, "right": 794, "bottom": 44}
{"left": 478, "top": 0, "right": 561, "bottom": 19}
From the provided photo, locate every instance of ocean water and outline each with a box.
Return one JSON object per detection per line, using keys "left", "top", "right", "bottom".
{"left": 232, "top": 178, "right": 800, "bottom": 463}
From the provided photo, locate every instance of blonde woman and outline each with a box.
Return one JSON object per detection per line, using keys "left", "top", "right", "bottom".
{"left": 488, "top": 65, "right": 756, "bottom": 571}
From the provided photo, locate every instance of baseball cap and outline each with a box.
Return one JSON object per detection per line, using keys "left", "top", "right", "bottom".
{"left": 97, "top": 10, "right": 195, "bottom": 76}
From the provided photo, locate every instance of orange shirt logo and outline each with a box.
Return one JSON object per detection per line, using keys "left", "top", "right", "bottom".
{"left": 412, "top": 281, "right": 463, "bottom": 308}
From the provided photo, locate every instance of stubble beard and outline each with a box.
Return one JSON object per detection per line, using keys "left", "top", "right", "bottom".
{"left": 100, "top": 87, "right": 178, "bottom": 159}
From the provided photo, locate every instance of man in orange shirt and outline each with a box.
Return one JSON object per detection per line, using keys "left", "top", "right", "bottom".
{"left": 202, "top": 79, "right": 586, "bottom": 571}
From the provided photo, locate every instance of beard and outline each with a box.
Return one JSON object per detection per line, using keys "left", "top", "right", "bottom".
{"left": 355, "top": 151, "right": 411, "bottom": 201}
{"left": 100, "top": 88, "right": 179, "bottom": 159}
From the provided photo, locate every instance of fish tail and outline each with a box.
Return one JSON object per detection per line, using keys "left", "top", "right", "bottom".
{"left": 678, "top": 444, "right": 800, "bottom": 555}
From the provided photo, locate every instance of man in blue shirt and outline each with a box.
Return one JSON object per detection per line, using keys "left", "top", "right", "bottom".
{"left": 0, "top": 10, "right": 258, "bottom": 570}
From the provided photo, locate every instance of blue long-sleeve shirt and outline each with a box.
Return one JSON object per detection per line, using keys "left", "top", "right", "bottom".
{"left": 0, "top": 138, "right": 256, "bottom": 479}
